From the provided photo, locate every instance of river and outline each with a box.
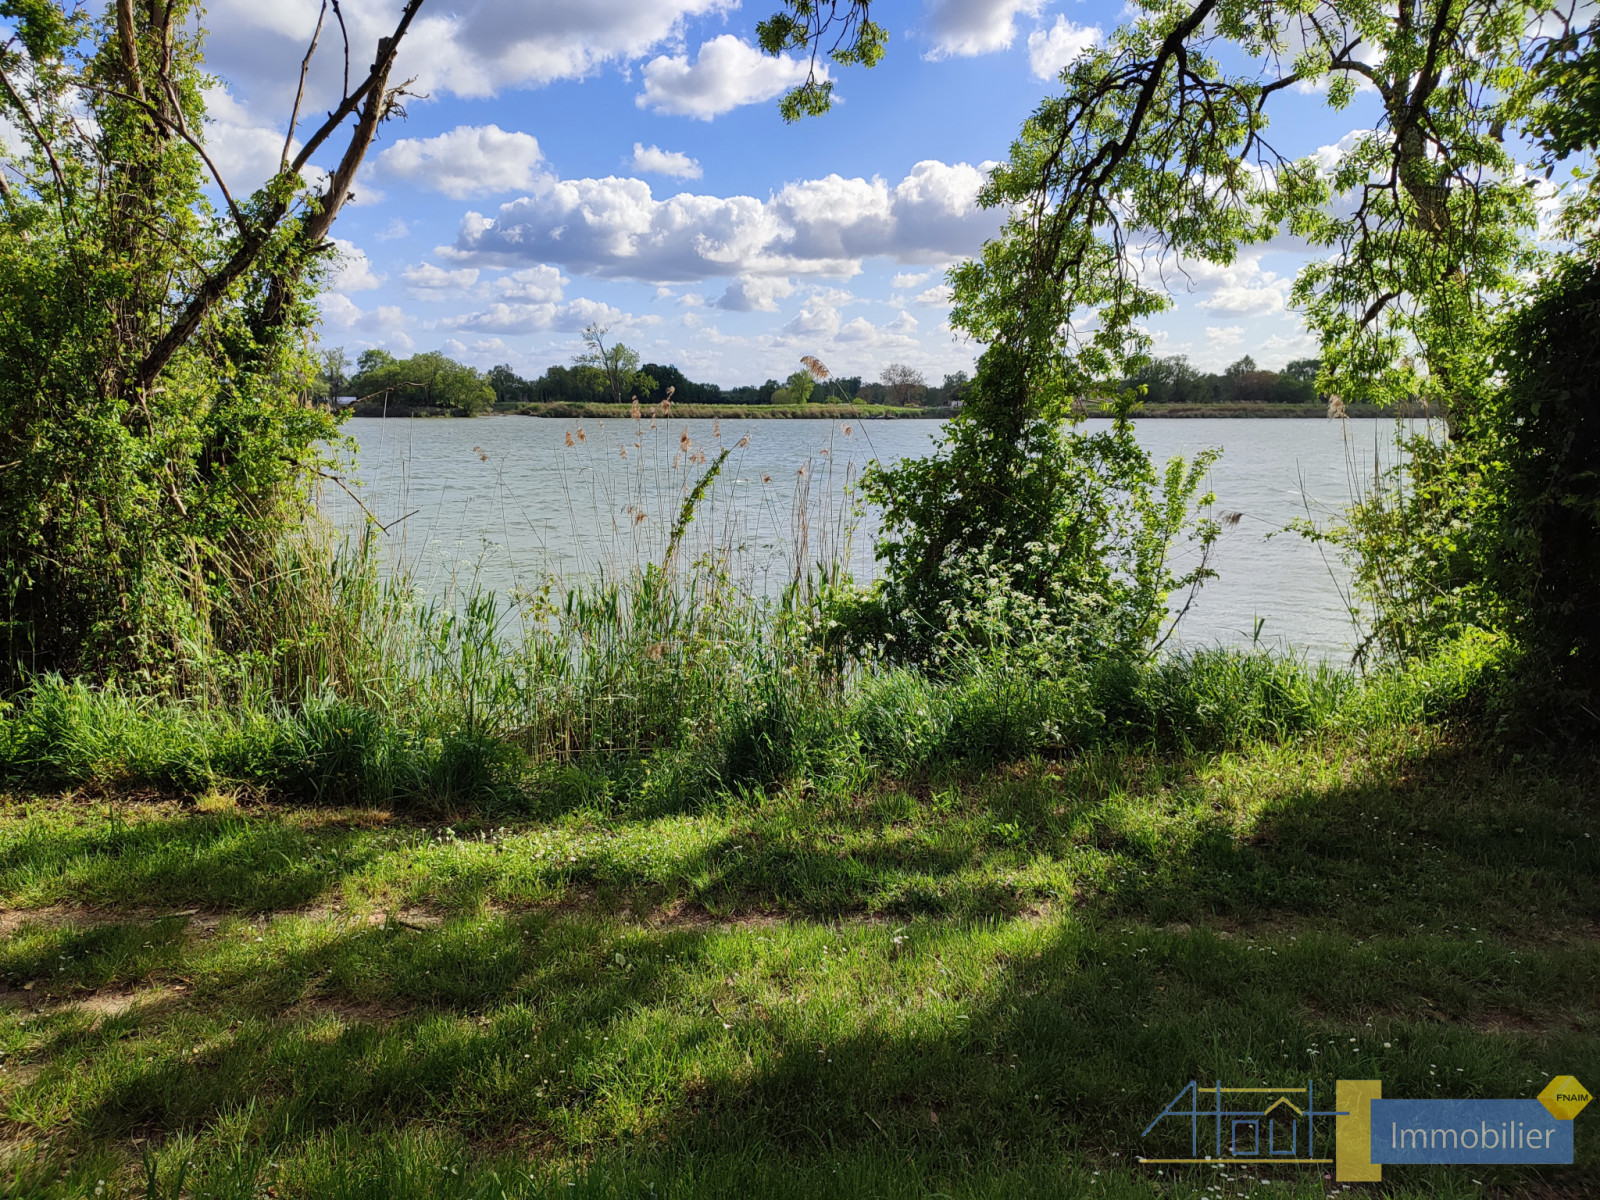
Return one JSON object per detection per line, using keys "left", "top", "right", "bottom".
{"left": 321, "top": 415, "right": 1423, "bottom": 662}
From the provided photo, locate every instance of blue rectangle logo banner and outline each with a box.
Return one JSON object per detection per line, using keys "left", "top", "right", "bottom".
{"left": 1371, "top": 1100, "right": 1573, "bottom": 1164}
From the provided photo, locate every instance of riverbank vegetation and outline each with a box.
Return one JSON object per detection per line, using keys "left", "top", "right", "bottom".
{"left": 0, "top": 0, "right": 1597, "bottom": 1197}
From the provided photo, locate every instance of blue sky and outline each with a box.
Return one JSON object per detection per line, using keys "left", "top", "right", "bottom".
{"left": 192, "top": 0, "right": 1380, "bottom": 386}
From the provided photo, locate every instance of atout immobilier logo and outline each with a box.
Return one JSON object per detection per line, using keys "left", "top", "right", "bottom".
{"left": 1139, "top": 1075, "right": 1590, "bottom": 1182}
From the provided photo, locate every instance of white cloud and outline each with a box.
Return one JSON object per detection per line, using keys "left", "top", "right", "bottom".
{"left": 1026, "top": 16, "right": 1101, "bottom": 79}
{"left": 892, "top": 271, "right": 931, "bottom": 288}
{"left": 376, "top": 218, "right": 411, "bottom": 242}
{"left": 914, "top": 284, "right": 954, "bottom": 305}
{"left": 445, "top": 160, "right": 998, "bottom": 281}
{"left": 329, "top": 240, "right": 384, "bottom": 293}
{"left": 1165, "top": 252, "right": 1293, "bottom": 316}
{"left": 923, "top": 0, "right": 1044, "bottom": 59}
{"left": 199, "top": 0, "right": 738, "bottom": 108}
{"left": 835, "top": 310, "right": 920, "bottom": 347}
{"left": 638, "top": 35, "right": 817, "bottom": 120}
{"left": 486, "top": 265, "right": 568, "bottom": 303}
{"left": 716, "top": 276, "right": 795, "bottom": 312}
{"left": 402, "top": 262, "right": 481, "bottom": 296}
{"left": 442, "top": 296, "right": 656, "bottom": 335}
{"left": 780, "top": 302, "right": 842, "bottom": 340}
{"left": 201, "top": 86, "right": 306, "bottom": 196}
{"left": 630, "top": 143, "right": 703, "bottom": 179}
{"left": 1204, "top": 325, "right": 1245, "bottom": 347}
{"left": 1199, "top": 284, "right": 1286, "bottom": 316}
{"left": 319, "top": 293, "right": 413, "bottom": 350}
{"left": 378, "top": 125, "right": 548, "bottom": 200}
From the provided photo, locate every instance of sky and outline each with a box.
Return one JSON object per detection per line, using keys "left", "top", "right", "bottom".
{"left": 189, "top": 0, "right": 1385, "bottom": 387}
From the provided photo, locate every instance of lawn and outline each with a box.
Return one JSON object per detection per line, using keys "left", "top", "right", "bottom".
{"left": 0, "top": 721, "right": 1595, "bottom": 1198}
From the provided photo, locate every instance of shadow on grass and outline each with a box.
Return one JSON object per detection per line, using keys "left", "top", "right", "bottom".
{"left": 1, "top": 736, "right": 1596, "bottom": 1194}
{"left": 0, "top": 807, "right": 389, "bottom": 911}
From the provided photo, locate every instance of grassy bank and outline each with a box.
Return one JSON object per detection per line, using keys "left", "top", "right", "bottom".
{"left": 0, "top": 634, "right": 1594, "bottom": 1198}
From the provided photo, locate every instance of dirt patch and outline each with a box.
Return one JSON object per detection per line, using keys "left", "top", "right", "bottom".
{"left": 285, "top": 993, "right": 414, "bottom": 1023}
{"left": 0, "top": 905, "right": 83, "bottom": 938}
{"left": 1468, "top": 1007, "right": 1569, "bottom": 1035}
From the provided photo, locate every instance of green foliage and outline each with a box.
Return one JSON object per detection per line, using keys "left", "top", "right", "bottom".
{"left": 350, "top": 351, "right": 495, "bottom": 415}
{"left": 1300, "top": 256, "right": 1599, "bottom": 738}
{"left": 573, "top": 324, "right": 655, "bottom": 406}
{"left": 770, "top": 369, "right": 815, "bottom": 406}
{"left": 0, "top": 0, "right": 422, "bottom": 685}
{"left": 1121, "top": 354, "right": 1320, "bottom": 406}
{"left": 756, "top": 2, "right": 887, "bottom": 122}
{"left": 1488, "top": 254, "right": 1600, "bottom": 722}
{"left": 858, "top": 395, "right": 1220, "bottom": 663}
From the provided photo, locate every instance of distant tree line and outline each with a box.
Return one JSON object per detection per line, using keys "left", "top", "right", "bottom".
{"left": 1120, "top": 355, "right": 1323, "bottom": 406}
{"left": 321, "top": 335, "right": 980, "bottom": 412}
{"left": 319, "top": 340, "right": 1320, "bottom": 416}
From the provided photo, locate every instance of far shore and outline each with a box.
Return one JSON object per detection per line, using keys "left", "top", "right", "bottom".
{"left": 347, "top": 400, "right": 1437, "bottom": 420}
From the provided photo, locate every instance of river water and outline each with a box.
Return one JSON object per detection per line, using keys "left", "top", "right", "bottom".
{"left": 322, "top": 415, "right": 1422, "bottom": 661}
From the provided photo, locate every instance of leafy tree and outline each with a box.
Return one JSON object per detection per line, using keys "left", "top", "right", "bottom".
{"left": 771, "top": 1, "right": 1600, "bottom": 673}
{"left": 357, "top": 348, "right": 398, "bottom": 377}
{"left": 0, "top": 0, "right": 426, "bottom": 682}
{"left": 574, "top": 324, "right": 655, "bottom": 405}
{"left": 352, "top": 352, "right": 495, "bottom": 415}
{"left": 487, "top": 364, "right": 533, "bottom": 406}
{"left": 771, "top": 369, "right": 815, "bottom": 406}
{"left": 1283, "top": 358, "right": 1321, "bottom": 384}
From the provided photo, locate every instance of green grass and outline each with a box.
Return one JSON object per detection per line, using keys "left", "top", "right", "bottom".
{"left": 1, "top": 718, "right": 1595, "bottom": 1199}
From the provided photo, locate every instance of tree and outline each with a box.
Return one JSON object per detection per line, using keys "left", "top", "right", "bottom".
{"left": 771, "top": 369, "right": 815, "bottom": 406}
{"left": 0, "top": 0, "right": 429, "bottom": 682}
{"left": 318, "top": 347, "right": 351, "bottom": 398}
{"left": 1223, "top": 356, "right": 1257, "bottom": 378}
{"left": 573, "top": 324, "right": 655, "bottom": 405}
{"left": 1283, "top": 358, "right": 1322, "bottom": 384}
{"left": 486, "top": 364, "right": 530, "bottom": 406}
{"left": 352, "top": 352, "right": 495, "bottom": 415}
{"left": 880, "top": 363, "right": 927, "bottom": 405}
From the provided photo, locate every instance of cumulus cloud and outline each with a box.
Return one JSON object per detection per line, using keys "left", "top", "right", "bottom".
{"left": 1168, "top": 253, "right": 1293, "bottom": 316}
{"left": 200, "top": 0, "right": 737, "bottom": 109}
{"left": 1199, "top": 284, "right": 1286, "bottom": 316}
{"left": 914, "top": 284, "right": 954, "bottom": 306}
{"left": 716, "top": 276, "right": 796, "bottom": 312}
{"left": 329, "top": 240, "right": 384, "bottom": 293}
{"left": 1027, "top": 16, "right": 1101, "bottom": 78}
{"left": 402, "top": 262, "right": 481, "bottom": 296}
{"left": 445, "top": 160, "right": 998, "bottom": 281}
{"left": 378, "top": 124, "right": 548, "bottom": 199}
{"left": 442, "top": 295, "right": 657, "bottom": 335}
{"left": 630, "top": 143, "right": 703, "bottom": 178}
{"left": 376, "top": 218, "right": 411, "bottom": 242}
{"left": 923, "top": 0, "right": 1044, "bottom": 59}
{"left": 836, "top": 310, "right": 920, "bottom": 347}
{"left": 638, "top": 35, "right": 817, "bottom": 119}
{"left": 201, "top": 86, "right": 332, "bottom": 196}
{"left": 319, "top": 293, "right": 413, "bottom": 350}
{"left": 486, "top": 265, "right": 568, "bottom": 303}
{"left": 893, "top": 270, "right": 931, "bottom": 288}
{"left": 780, "top": 302, "right": 842, "bottom": 340}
